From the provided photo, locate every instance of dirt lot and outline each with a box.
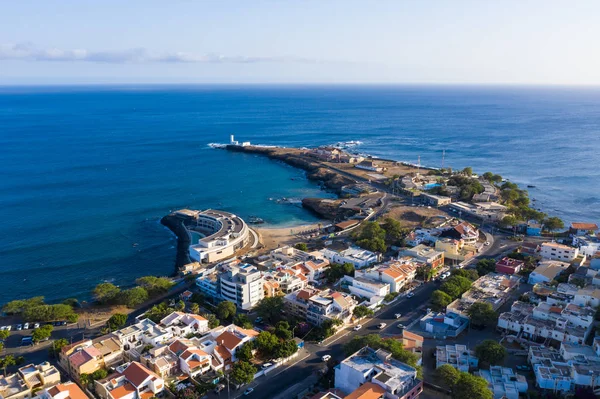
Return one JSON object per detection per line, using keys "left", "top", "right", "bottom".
{"left": 383, "top": 205, "right": 446, "bottom": 228}
{"left": 325, "top": 160, "right": 418, "bottom": 181}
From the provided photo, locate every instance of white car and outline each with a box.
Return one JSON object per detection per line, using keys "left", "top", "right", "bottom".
{"left": 6, "top": 325, "right": 11, "bottom": 331}
{"left": 406, "top": 292, "right": 415, "bottom": 298}
{"left": 397, "top": 323, "right": 405, "bottom": 329}
{"left": 322, "top": 355, "right": 331, "bottom": 362}
{"left": 353, "top": 324, "right": 362, "bottom": 331}
{"left": 395, "top": 313, "right": 402, "bottom": 319}
{"left": 261, "top": 362, "right": 273, "bottom": 369}
{"left": 16, "top": 324, "right": 22, "bottom": 331}
{"left": 0, "top": 326, "right": 6, "bottom": 331}
{"left": 23, "top": 323, "right": 29, "bottom": 330}
{"left": 33, "top": 323, "right": 39, "bottom": 329}
{"left": 378, "top": 323, "right": 387, "bottom": 329}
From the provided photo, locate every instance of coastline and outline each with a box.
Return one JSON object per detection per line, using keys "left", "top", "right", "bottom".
{"left": 254, "top": 222, "right": 327, "bottom": 251}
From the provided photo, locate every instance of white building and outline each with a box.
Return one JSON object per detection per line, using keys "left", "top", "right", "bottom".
{"left": 284, "top": 288, "right": 356, "bottom": 327}
{"left": 321, "top": 246, "right": 381, "bottom": 269}
{"left": 341, "top": 275, "right": 390, "bottom": 300}
{"left": 36, "top": 382, "right": 88, "bottom": 399}
{"left": 94, "top": 362, "right": 164, "bottom": 399}
{"left": 334, "top": 347, "right": 423, "bottom": 399}
{"left": 540, "top": 242, "right": 579, "bottom": 262}
{"left": 159, "top": 312, "right": 209, "bottom": 337}
{"left": 196, "top": 274, "right": 219, "bottom": 299}
{"left": 219, "top": 263, "right": 264, "bottom": 310}
{"left": 435, "top": 345, "right": 478, "bottom": 372}
{"left": 528, "top": 260, "right": 570, "bottom": 285}
{"left": 0, "top": 363, "right": 61, "bottom": 399}
{"left": 573, "top": 234, "right": 600, "bottom": 257}
{"left": 477, "top": 366, "right": 528, "bottom": 399}
{"left": 357, "top": 260, "right": 418, "bottom": 293}
{"left": 113, "top": 319, "right": 173, "bottom": 356}
{"left": 182, "top": 209, "right": 250, "bottom": 263}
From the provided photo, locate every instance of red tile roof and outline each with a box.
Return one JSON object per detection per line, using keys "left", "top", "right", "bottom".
{"left": 122, "top": 362, "right": 157, "bottom": 388}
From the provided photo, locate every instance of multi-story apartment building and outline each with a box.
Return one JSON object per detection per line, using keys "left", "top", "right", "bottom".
{"left": 321, "top": 246, "right": 381, "bottom": 269}
{"left": 284, "top": 288, "right": 356, "bottom": 326}
{"left": 341, "top": 275, "right": 390, "bottom": 300}
{"left": 159, "top": 312, "right": 209, "bottom": 337}
{"left": 335, "top": 347, "right": 423, "bottom": 399}
{"left": 59, "top": 336, "right": 123, "bottom": 382}
{"left": 357, "top": 259, "right": 417, "bottom": 293}
{"left": 476, "top": 367, "right": 528, "bottom": 399}
{"left": 0, "top": 363, "right": 61, "bottom": 399}
{"left": 435, "top": 345, "right": 478, "bottom": 372}
{"left": 400, "top": 245, "right": 444, "bottom": 275}
{"left": 195, "top": 274, "right": 219, "bottom": 300}
{"left": 219, "top": 263, "right": 264, "bottom": 310}
{"left": 528, "top": 260, "right": 570, "bottom": 285}
{"left": 540, "top": 242, "right": 579, "bottom": 262}
{"left": 94, "top": 362, "right": 164, "bottom": 399}
{"left": 112, "top": 319, "right": 172, "bottom": 362}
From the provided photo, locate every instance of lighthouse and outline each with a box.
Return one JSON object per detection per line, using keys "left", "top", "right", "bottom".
{"left": 230, "top": 134, "right": 238, "bottom": 145}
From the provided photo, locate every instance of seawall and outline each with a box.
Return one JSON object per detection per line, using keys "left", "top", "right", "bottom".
{"left": 160, "top": 214, "right": 192, "bottom": 272}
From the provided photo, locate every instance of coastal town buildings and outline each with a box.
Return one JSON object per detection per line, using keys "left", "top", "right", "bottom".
{"left": 321, "top": 246, "right": 381, "bottom": 269}
{"left": 540, "top": 242, "right": 579, "bottom": 262}
{"left": 435, "top": 344, "right": 478, "bottom": 372}
{"left": 447, "top": 273, "right": 520, "bottom": 317}
{"left": 341, "top": 275, "right": 390, "bottom": 301}
{"left": 399, "top": 245, "right": 444, "bottom": 275}
{"left": 159, "top": 312, "right": 209, "bottom": 337}
{"left": 448, "top": 201, "right": 507, "bottom": 222}
{"left": 420, "top": 193, "right": 452, "bottom": 207}
{"left": 257, "top": 246, "right": 331, "bottom": 283}
{"left": 355, "top": 160, "right": 384, "bottom": 172}
{"left": 570, "top": 222, "right": 599, "bottom": 236}
{"left": 284, "top": 288, "right": 356, "bottom": 326}
{"left": 178, "top": 209, "right": 250, "bottom": 264}
{"left": 59, "top": 336, "right": 123, "bottom": 382}
{"left": 112, "top": 319, "right": 172, "bottom": 362}
{"left": 36, "top": 382, "right": 89, "bottom": 399}
{"left": 94, "top": 362, "right": 164, "bottom": 399}
{"left": 527, "top": 260, "right": 570, "bottom": 285}
{"left": 0, "top": 363, "right": 61, "bottom": 399}
{"left": 219, "top": 263, "right": 264, "bottom": 310}
{"left": 495, "top": 257, "right": 524, "bottom": 275}
{"left": 439, "top": 221, "right": 479, "bottom": 246}
{"left": 334, "top": 347, "right": 423, "bottom": 399}
{"left": 476, "top": 366, "right": 528, "bottom": 399}
{"left": 435, "top": 238, "right": 477, "bottom": 262}
{"left": 354, "top": 260, "right": 418, "bottom": 293}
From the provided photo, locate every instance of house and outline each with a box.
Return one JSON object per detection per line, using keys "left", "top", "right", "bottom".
{"left": 334, "top": 347, "right": 423, "bottom": 399}
{"left": 528, "top": 260, "right": 570, "bottom": 285}
{"left": 94, "top": 362, "right": 164, "bottom": 399}
{"left": 440, "top": 221, "right": 479, "bottom": 246}
{"left": 447, "top": 201, "right": 507, "bottom": 222}
{"left": 355, "top": 160, "right": 383, "bottom": 172}
{"left": 36, "top": 382, "right": 90, "bottom": 399}
{"left": 435, "top": 238, "right": 476, "bottom": 262}
{"left": 265, "top": 269, "right": 307, "bottom": 294}
{"left": 420, "top": 193, "right": 451, "bottom": 207}
{"left": 435, "top": 345, "right": 478, "bottom": 372}
{"left": 334, "top": 220, "right": 360, "bottom": 232}
{"left": 570, "top": 222, "right": 599, "bottom": 236}
{"left": 400, "top": 245, "right": 444, "bottom": 274}
{"left": 526, "top": 221, "right": 542, "bottom": 237}
{"left": 519, "top": 242, "right": 540, "bottom": 256}
{"left": 159, "top": 312, "right": 209, "bottom": 337}
{"left": 179, "top": 291, "right": 193, "bottom": 302}
{"left": 419, "top": 311, "right": 469, "bottom": 338}
{"left": 357, "top": 260, "right": 417, "bottom": 293}
{"left": 321, "top": 247, "right": 381, "bottom": 269}
{"left": 400, "top": 331, "right": 423, "bottom": 365}
{"left": 60, "top": 337, "right": 123, "bottom": 382}
{"left": 572, "top": 234, "right": 600, "bottom": 257}
{"left": 477, "top": 367, "right": 527, "bottom": 399}
{"left": 341, "top": 275, "right": 390, "bottom": 301}
{"left": 139, "top": 345, "right": 179, "bottom": 379}
{"left": 495, "top": 257, "right": 524, "bottom": 275}
{"left": 540, "top": 242, "right": 579, "bottom": 262}
{"left": 0, "top": 363, "right": 61, "bottom": 399}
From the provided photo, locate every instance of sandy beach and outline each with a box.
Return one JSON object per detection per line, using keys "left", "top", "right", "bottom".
{"left": 255, "top": 222, "right": 328, "bottom": 251}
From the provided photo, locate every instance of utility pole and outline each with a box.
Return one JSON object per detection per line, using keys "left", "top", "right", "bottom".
{"left": 441, "top": 149, "right": 445, "bottom": 170}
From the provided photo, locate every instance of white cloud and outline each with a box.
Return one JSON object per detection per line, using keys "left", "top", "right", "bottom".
{"left": 0, "top": 43, "right": 323, "bottom": 64}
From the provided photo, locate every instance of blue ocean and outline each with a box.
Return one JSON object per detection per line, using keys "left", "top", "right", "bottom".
{"left": 1, "top": 85, "right": 599, "bottom": 304}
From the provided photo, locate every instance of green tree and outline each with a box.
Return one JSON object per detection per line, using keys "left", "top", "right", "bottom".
{"left": 49, "top": 338, "right": 69, "bottom": 357}
{"left": 135, "top": 276, "right": 174, "bottom": 296}
{"left": 107, "top": 313, "right": 127, "bottom": 331}
{"left": 294, "top": 243, "right": 308, "bottom": 251}
{"left": 352, "top": 305, "right": 374, "bottom": 319}
{"left": 174, "top": 300, "right": 186, "bottom": 312}
{"left": 543, "top": 217, "right": 564, "bottom": 233}
{"left": 255, "top": 331, "right": 279, "bottom": 357}
{"left": 499, "top": 215, "right": 519, "bottom": 228}
{"left": 32, "top": 325, "right": 53, "bottom": 343}
{"left": 233, "top": 314, "right": 253, "bottom": 330}
{"left": 274, "top": 340, "right": 298, "bottom": 359}
{"left": 2, "top": 297, "right": 45, "bottom": 315}
{"left": 22, "top": 303, "right": 77, "bottom": 322}
{"left": 79, "top": 373, "right": 92, "bottom": 387}
{"left": 431, "top": 290, "right": 453, "bottom": 311}
{"left": 321, "top": 319, "right": 343, "bottom": 338}
{"left": 476, "top": 258, "right": 497, "bottom": 276}
{"left": 475, "top": 340, "right": 506, "bottom": 366}
{"left": 482, "top": 172, "right": 494, "bottom": 181}
{"left": 467, "top": 303, "right": 498, "bottom": 328}
{"left": 145, "top": 302, "right": 175, "bottom": 323}
{"left": 0, "top": 355, "right": 16, "bottom": 375}
{"left": 491, "top": 174, "right": 503, "bottom": 183}
{"left": 462, "top": 166, "right": 473, "bottom": 176}
{"left": 121, "top": 287, "right": 148, "bottom": 308}
{"left": 354, "top": 221, "right": 387, "bottom": 253}
{"left": 190, "top": 302, "right": 200, "bottom": 315}
{"left": 236, "top": 341, "right": 254, "bottom": 362}
{"left": 437, "top": 364, "right": 460, "bottom": 387}
{"left": 438, "top": 364, "right": 492, "bottom": 399}
{"left": 216, "top": 301, "right": 237, "bottom": 322}
{"left": 203, "top": 313, "right": 220, "bottom": 329}
{"left": 255, "top": 296, "right": 284, "bottom": 324}
{"left": 274, "top": 321, "right": 293, "bottom": 340}
{"left": 230, "top": 361, "right": 256, "bottom": 386}
{"left": 382, "top": 218, "right": 407, "bottom": 245}
{"left": 0, "top": 330, "right": 9, "bottom": 341}
{"left": 440, "top": 276, "right": 472, "bottom": 299}
{"left": 93, "top": 283, "right": 121, "bottom": 305}
{"left": 91, "top": 368, "right": 108, "bottom": 380}
{"left": 451, "top": 269, "right": 479, "bottom": 281}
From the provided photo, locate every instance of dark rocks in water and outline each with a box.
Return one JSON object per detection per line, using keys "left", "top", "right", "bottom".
{"left": 161, "top": 214, "right": 192, "bottom": 274}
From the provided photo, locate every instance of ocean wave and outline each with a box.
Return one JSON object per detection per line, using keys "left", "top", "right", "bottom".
{"left": 208, "top": 143, "right": 227, "bottom": 148}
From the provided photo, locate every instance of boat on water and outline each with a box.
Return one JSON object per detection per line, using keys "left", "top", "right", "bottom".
{"left": 248, "top": 216, "right": 265, "bottom": 224}
{"left": 527, "top": 185, "right": 536, "bottom": 188}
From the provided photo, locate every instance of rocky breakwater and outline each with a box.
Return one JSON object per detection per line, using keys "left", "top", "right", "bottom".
{"left": 225, "top": 145, "right": 356, "bottom": 193}
{"left": 161, "top": 213, "right": 192, "bottom": 272}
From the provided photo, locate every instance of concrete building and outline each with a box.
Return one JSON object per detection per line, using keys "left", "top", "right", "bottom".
{"left": 447, "top": 201, "right": 507, "bottom": 222}
{"left": 435, "top": 238, "right": 476, "bottom": 262}
{"left": 439, "top": 221, "right": 479, "bottom": 246}
{"left": 182, "top": 209, "right": 250, "bottom": 263}
{"left": 264, "top": 269, "right": 306, "bottom": 294}
{"left": 219, "top": 263, "right": 264, "bottom": 310}
{"left": 112, "top": 319, "right": 172, "bottom": 362}
{"left": 0, "top": 363, "right": 61, "bottom": 399}
{"left": 59, "top": 336, "right": 123, "bottom": 382}
{"left": 495, "top": 257, "right": 524, "bottom": 275}
{"left": 321, "top": 247, "right": 381, "bottom": 269}
{"left": 195, "top": 273, "right": 219, "bottom": 299}
{"left": 159, "top": 312, "right": 209, "bottom": 337}
{"left": 36, "top": 382, "right": 89, "bottom": 399}
{"left": 435, "top": 344, "right": 478, "bottom": 372}
{"left": 355, "top": 160, "right": 384, "bottom": 172}
{"left": 447, "top": 273, "right": 520, "bottom": 318}
{"left": 420, "top": 311, "right": 469, "bottom": 338}
{"left": 341, "top": 275, "right": 390, "bottom": 300}
{"left": 357, "top": 260, "right": 418, "bottom": 293}
{"left": 400, "top": 245, "right": 444, "bottom": 274}
{"left": 284, "top": 288, "right": 356, "bottom": 327}
{"left": 335, "top": 347, "right": 423, "bottom": 399}
{"left": 477, "top": 367, "right": 527, "bottom": 399}
{"left": 528, "top": 260, "right": 570, "bottom": 285}
{"left": 572, "top": 234, "right": 600, "bottom": 257}
{"left": 540, "top": 242, "right": 579, "bottom": 262}
{"left": 94, "top": 362, "right": 164, "bottom": 399}
{"left": 570, "top": 222, "right": 599, "bottom": 236}
{"left": 420, "top": 193, "right": 451, "bottom": 207}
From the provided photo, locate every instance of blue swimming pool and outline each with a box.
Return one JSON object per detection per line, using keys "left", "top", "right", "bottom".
{"left": 424, "top": 183, "right": 441, "bottom": 190}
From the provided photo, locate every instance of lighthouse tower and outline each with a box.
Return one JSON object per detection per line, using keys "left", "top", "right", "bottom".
{"left": 230, "top": 135, "right": 239, "bottom": 145}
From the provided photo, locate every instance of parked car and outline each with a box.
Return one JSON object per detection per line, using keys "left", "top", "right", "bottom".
{"left": 243, "top": 388, "right": 254, "bottom": 395}
{"left": 33, "top": 323, "right": 39, "bottom": 329}
{"left": 395, "top": 313, "right": 402, "bottom": 319}
{"left": 16, "top": 324, "right": 22, "bottom": 331}
{"left": 397, "top": 323, "right": 405, "bottom": 329}
{"left": 23, "top": 323, "right": 29, "bottom": 330}
{"left": 0, "top": 326, "right": 6, "bottom": 331}
{"left": 261, "top": 363, "right": 273, "bottom": 369}
{"left": 254, "top": 317, "right": 263, "bottom": 324}
{"left": 353, "top": 324, "right": 362, "bottom": 331}
{"left": 322, "top": 355, "right": 331, "bottom": 362}
{"left": 5, "top": 325, "right": 11, "bottom": 331}
{"left": 214, "top": 384, "right": 225, "bottom": 393}
{"left": 406, "top": 292, "right": 414, "bottom": 298}
{"left": 378, "top": 323, "right": 387, "bottom": 329}
{"left": 516, "top": 365, "right": 532, "bottom": 371}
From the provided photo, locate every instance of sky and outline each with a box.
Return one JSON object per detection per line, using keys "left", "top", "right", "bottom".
{"left": 1, "top": 0, "right": 600, "bottom": 85}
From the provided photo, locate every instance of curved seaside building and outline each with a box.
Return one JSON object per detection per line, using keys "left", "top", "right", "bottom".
{"left": 176, "top": 209, "right": 250, "bottom": 263}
